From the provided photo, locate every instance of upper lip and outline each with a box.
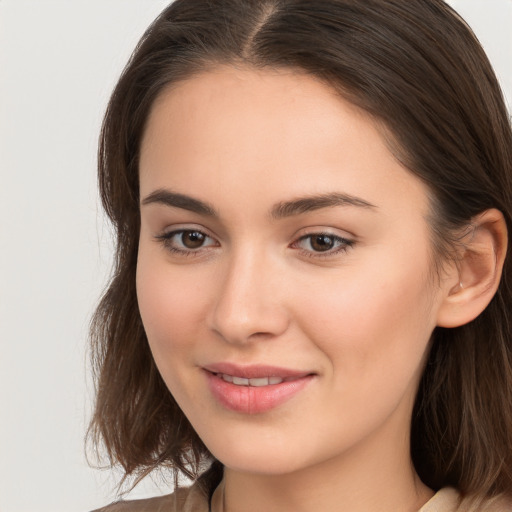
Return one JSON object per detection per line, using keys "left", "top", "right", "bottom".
{"left": 203, "top": 362, "right": 313, "bottom": 379}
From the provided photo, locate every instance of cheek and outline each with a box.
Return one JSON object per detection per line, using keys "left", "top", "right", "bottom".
{"left": 135, "top": 250, "right": 208, "bottom": 373}
{"left": 297, "top": 254, "right": 436, "bottom": 386}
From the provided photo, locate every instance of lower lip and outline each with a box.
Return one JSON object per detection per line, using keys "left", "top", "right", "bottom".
{"left": 205, "top": 372, "right": 314, "bottom": 414}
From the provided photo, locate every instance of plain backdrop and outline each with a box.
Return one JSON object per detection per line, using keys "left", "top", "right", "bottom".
{"left": 0, "top": 1, "right": 510, "bottom": 511}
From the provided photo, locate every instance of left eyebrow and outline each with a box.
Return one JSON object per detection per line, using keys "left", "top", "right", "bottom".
{"left": 270, "top": 192, "right": 377, "bottom": 219}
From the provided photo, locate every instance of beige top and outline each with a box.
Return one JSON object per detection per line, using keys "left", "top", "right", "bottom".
{"left": 93, "top": 484, "right": 511, "bottom": 512}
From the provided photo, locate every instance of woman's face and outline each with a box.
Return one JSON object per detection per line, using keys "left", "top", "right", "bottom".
{"left": 137, "top": 67, "right": 452, "bottom": 475}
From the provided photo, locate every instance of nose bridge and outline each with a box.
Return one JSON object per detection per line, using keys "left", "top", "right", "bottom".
{"left": 208, "top": 243, "right": 289, "bottom": 343}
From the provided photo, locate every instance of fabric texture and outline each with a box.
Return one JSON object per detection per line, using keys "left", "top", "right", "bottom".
{"left": 92, "top": 484, "right": 511, "bottom": 512}
{"left": 418, "top": 488, "right": 511, "bottom": 512}
{"left": 91, "top": 483, "right": 208, "bottom": 512}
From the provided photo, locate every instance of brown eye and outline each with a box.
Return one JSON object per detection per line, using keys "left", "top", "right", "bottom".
{"left": 310, "top": 235, "right": 335, "bottom": 252}
{"left": 181, "top": 230, "right": 206, "bottom": 249}
{"left": 157, "top": 229, "right": 217, "bottom": 254}
{"left": 293, "top": 233, "right": 354, "bottom": 257}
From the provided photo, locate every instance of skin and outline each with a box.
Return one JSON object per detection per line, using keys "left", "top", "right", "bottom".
{"left": 136, "top": 66, "right": 460, "bottom": 512}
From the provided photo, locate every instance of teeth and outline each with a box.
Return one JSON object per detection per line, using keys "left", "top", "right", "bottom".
{"left": 220, "top": 374, "right": 284, "bottom": 386}
{"left": 232, "top": 376, "right": 249, "bottom": 385}
{"left": 249, "top": 377, "right": 270, "bottom": 387}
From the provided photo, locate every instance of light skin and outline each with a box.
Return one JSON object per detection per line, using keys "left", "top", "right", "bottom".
{"left": 136, "top": 66, "right": 507, "bottom": 512}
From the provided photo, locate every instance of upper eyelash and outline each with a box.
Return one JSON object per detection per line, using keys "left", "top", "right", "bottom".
{"left": 292, "top": 233, "right": 354, "bottom": 258}
{"left": 154, "top": 230, "right": 354, "bottom": 258}
{"left": 155, "top": 229, "right": 217, "bottom": 256}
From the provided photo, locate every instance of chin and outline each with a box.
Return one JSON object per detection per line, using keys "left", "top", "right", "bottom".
{"left": 206, "top": 437, "right": 318, "bottom": 476}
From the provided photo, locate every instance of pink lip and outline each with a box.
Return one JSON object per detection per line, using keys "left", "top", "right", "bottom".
{"left": 203, "top": 363, "right": 315, "bottom": 414}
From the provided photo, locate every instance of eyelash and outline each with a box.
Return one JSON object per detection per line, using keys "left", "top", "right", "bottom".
{"left": 155, "top": 229, "right": 354, "bottom": 258}
{"left": 155, "top": 229, "right": 218, "bottom": 257}
{"left": 292, "top": 233, "right": 354, "bottom": 258}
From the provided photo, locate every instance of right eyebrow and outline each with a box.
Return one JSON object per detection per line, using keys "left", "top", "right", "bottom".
{"left": 140, "top": 189, "right": 217, "bottom": 217}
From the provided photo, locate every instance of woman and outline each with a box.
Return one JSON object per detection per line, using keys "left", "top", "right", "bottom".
{"left": 90, "top": 1, "right": 512, "bottom": 510}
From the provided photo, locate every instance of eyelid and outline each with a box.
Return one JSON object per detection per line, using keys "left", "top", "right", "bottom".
{"left": 290, "top": 230, "right": 355, "bottom": 258}
{"left": 292, "top": 224, "right": 357, "bottom": 239}
{"left": 155, "top": 222, "right": 219, "bottom": 240}
{"left": 152, "top": 224, "right": 355, "bottom": 259}
{"left": 154, "top": 225, "right": 220, "bottom": 256}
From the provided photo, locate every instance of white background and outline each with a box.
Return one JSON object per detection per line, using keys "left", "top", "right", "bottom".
{"left": 0, "top": 1, "right": 510, "bottom": 511}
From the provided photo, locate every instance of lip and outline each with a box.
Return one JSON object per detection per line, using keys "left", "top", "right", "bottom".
{"left": 203, "top": 363, "right": 315, "bottom": 414}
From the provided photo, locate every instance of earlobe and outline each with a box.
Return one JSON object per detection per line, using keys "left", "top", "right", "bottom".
{"left": 436, "top": 208, "right": 508, "bottom": 328}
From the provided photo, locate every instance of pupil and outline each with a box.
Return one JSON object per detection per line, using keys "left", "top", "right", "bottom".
{"left": 311, "top": 235, "right": 334, "bottom": 252}
{"left": 182, "top": 231, "right": 205, "bottom": 249}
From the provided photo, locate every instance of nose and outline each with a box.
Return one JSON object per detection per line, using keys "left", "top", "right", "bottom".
{"left": 207, "top": 247, "right": 290, "bottom": 345}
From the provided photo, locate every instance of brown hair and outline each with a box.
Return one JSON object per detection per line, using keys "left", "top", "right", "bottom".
{"left": 89, "top": 0, "right": 512, "bottom": 499}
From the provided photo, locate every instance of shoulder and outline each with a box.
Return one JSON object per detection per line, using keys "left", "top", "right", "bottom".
{"left": 91, "top": 483, "right": 209, "bottom": 512}
{"left": 459, "top": 494, "right": 512, "bottom": 512}
{"left": 419, "top": 488, "right": 512, "bottom": 512}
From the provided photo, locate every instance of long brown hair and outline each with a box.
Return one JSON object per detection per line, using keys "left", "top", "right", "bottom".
{"left": 89, "top": 0, "right": 512, "bottom": 498}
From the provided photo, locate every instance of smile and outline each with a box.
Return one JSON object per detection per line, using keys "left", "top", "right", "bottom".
{"left": 217, "top": 374, "right": 286, "bottom": 386}
{"left": 203, "top": 364, "right": 315, "bottom": 414}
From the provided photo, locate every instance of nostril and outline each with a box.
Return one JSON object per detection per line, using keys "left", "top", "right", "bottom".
{"left": 248, "top": 331, "right": 276, "bottom": 340}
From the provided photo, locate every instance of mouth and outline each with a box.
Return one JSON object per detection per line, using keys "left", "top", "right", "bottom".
{"left": 203, "top": 363, "right": 315, "bottom": 414}
{"left": 212, "top": 373, "right": 296, "bottom": 387}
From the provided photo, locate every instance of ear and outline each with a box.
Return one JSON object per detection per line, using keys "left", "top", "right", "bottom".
{"left": 436, "top": 208, "right": 508, "bottom": 328}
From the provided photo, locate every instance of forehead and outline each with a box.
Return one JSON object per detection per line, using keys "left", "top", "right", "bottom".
{"left": 141, "top": 66, "right": 359, "bottom": 166}
{"left": 139, "top": 66, "right": 429, "bottom": 218}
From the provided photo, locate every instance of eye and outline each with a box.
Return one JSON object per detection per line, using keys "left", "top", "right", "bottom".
{"left": 156, "top": 229, "right": 218, "bottom": 254}
{"left": 293, "top": 233, "right": 354, "bottom": 256}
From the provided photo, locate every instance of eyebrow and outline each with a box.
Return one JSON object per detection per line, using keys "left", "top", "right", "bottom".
{"left": 141, "top": 189, "right": 376, "bottom": 218}
{"left": 270, "top": 192, "right": 376, "bottom": 219}
{"left": 141, "top": 189, "right": 217, "bottom": 216}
